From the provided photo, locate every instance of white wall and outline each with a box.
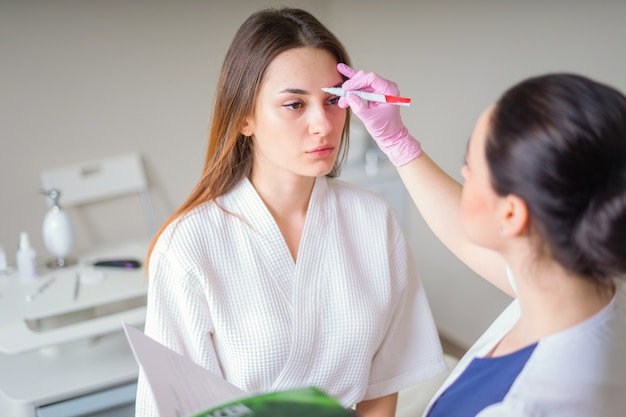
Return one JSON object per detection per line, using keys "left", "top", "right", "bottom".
{"left": 2, "top": 0, "right": 626, "bottom": 348}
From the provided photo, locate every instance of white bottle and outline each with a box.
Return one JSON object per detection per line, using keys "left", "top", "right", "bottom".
{"left": 0, "top": 245, "right": 8, "bottom": 273}
{"left": 42, "top": 189, "right": 75, "bottom": 268}
{"left": 17, "top": 232, "right": 38, "bottom": 281}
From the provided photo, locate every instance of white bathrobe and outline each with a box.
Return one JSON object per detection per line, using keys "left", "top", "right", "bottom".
{"left": 135, "top": 176, "right": 446, "bottom": 416}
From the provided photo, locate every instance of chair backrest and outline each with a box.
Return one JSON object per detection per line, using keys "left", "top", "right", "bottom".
{"left": 40, "top": 152, "right": 157, "bottom": 236}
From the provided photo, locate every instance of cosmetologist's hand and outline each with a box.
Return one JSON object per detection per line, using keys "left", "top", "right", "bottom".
{"left": 337, "top": 63, "right": 422, "bottom": 166}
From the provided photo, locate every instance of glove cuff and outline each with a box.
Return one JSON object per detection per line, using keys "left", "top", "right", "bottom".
{"left": 382, "top": 128, "right": 423, "bottom": 167}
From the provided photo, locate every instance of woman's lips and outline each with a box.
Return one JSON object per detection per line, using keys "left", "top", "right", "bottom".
{"left": 308, "top": 146, "right": 335, "bottom": 158}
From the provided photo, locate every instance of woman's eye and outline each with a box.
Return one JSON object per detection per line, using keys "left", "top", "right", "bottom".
{"left": 284, "top": 102, "right": 303, "bottom": 110}
{"left": 328, "top": 96, "right": 340, "bottom": 105}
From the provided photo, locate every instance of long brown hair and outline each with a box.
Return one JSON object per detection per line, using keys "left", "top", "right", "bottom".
{"left": 146, "top": 7, "right": 352, "bottom": 265}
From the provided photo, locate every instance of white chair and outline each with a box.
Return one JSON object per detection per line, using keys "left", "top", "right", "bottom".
{"left": 395, "top": 353, "right": 460, "bottom": 417}
{"left": 41, "top": 151, "right": 157, "bottom": 237}
{"left": 40, "top": 152, "right": 158, "bottom": 264}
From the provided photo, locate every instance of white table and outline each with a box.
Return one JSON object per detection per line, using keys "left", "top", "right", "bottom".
{"left": 0, "top": 240, "right": 149, "bottom": 417}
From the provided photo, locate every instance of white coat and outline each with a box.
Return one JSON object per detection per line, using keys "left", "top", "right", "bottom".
{"left": 423, "top": 278, "right": 626, "bottom": 416}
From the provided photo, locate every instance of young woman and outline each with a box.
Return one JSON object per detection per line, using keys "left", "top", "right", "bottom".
{"left": 338, "top": 65, "right": 626, "bottom": 416}
{"left": 135, "top": 8, "right": 446, "bottom": 417}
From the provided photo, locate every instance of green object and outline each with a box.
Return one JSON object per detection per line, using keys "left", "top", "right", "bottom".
{"left": 191, "top": 387, "right": 356, "bottom": 417}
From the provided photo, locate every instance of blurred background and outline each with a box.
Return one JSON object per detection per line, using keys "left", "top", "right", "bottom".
{"left": 2, "top": 0, "right": 625, "bottom": 350}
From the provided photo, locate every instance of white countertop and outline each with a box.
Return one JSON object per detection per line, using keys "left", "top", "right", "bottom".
{"left": 0, "top": 240, "right": 149, "bottom": 354}
{"left": 0, "top": 240, "right": 149, "bottom": 413}
{"left": 0, "top": 330, "right": 139, "bottom": 407}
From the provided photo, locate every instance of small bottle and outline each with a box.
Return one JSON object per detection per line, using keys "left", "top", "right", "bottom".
{"left": 17, "top": 232, "right": 38, "bottom": 281}
{"left": 0, "top": 245, "right": 8, "bottom": 274}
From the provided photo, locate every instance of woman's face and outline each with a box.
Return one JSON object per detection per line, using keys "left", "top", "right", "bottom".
{"left": 460, "top": 106, "right": 504, "bottom": 248}
{"left": 244, "top": 47, "right": 346, "bottom": 180}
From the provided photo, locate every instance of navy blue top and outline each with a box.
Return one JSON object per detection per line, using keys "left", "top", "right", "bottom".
{"left": 427, "top": 342, "right": 537, "bottom": 417}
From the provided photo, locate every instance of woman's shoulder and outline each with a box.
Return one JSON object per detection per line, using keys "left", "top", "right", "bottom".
{"left": 168, "top": 201, "right": 221, "bottom": 231}
{"left": 326, "top": 177, "right": 394, "bottom": 210}
{"left": 153, "top": 201, "right": 224, "bottom": 254}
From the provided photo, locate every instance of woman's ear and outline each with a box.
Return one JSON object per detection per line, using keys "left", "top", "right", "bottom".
{"left": 241, "top": 118, "right": 254, "bottom": 137}
{"left": 500, "top": 194, "right": 529, "bottom": 237}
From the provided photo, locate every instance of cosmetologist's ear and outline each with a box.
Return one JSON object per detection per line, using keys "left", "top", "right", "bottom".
{"left": 501, "top": 194, "right": 529, "bottom": 237}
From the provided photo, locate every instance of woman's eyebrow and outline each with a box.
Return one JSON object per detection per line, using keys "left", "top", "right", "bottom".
{"left": 279, "top": 88, "right": 309, "bottom": 94}
{"left": 279, "top": 81, "right": 343, "bottom": 95}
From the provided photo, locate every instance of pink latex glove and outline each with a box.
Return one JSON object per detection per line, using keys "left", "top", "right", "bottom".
{"left": 337, "top": 63, "right": 422, "bottom": 166}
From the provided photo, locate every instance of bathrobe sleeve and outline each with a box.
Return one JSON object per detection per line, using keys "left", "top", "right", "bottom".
{"left": 363, "top": 212, "right": 447, "bottom": 400}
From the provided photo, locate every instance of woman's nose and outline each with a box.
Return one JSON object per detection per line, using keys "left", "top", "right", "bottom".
{"left": 308, "top": 105, "right": 334, "bottom": 136}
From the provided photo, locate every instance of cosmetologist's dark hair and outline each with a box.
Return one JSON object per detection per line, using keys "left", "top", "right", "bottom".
{"left": 486, "top": 73, "right": 626, "bottom": 285}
